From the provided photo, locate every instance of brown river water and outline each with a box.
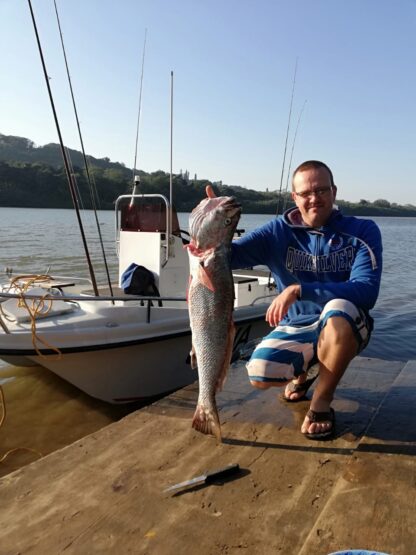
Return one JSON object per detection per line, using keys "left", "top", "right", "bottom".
{"left": 0, "top": 360, "right": 138, "bottom": 477}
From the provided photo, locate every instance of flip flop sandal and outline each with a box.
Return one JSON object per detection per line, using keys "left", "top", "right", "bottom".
{"left": 282, "top": 373, "right": 319, "bottom": 402}
{"left": 303, "top": 408, "right": 335, "bottom": 440}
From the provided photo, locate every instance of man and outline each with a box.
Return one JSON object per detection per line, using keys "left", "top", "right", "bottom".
{"left": 209, "top": 160, "right": 382, "bottom": 439}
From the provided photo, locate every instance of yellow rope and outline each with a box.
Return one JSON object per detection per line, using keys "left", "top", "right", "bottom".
{"left": 1, "top": 274, "right": 62, "bottom": 359}
{"left": 0, "top": 275, "right": 69, "bottom": 467}
{"left": 0, "top": 384, "right": 5, "bottom": 428}
{"left": 0, "top": 384, "right": 43, "bottom": 465}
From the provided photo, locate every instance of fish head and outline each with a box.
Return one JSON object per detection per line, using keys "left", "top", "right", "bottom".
{"left": 189, "top": 196, "right": 241, "bottom": 250}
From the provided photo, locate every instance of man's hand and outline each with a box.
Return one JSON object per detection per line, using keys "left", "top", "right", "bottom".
{"left": 266, "top": 284, "right": 301, "bottom": 327}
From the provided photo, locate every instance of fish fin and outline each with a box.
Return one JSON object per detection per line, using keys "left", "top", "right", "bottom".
{"left": 215, "top": 321, "right": 236, "bottom": 393}
{"left": 192, "top": 403, "right": 222, "bottom": 442}
{"left": 198, "top": 263, "right": 215, "bottom": 292}
{"left": 190, "top": 344, "right": 198, "bottom": 369}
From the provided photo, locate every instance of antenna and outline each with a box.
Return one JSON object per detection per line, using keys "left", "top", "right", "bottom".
{"left": 276, "top": 58, "right": 298, "bottom": 216}
{"left": 282, "top": 99, "right": 307, "bottom": 212}
{"left": 131, "top": 28, "right": 148, "bottom": 201}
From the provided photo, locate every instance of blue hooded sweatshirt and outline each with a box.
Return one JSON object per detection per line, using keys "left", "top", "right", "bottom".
{"left": 231, "top": 207, "right": 383, "bottom": 326}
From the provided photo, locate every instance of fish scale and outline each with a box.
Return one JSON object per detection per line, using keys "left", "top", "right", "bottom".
{"left": 191, "top": 256, "right": 234, "bottom": 399}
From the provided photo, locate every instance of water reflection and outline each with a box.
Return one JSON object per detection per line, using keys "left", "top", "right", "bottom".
{"left": 0, "top": 360, "right": 138, "bottom": 478}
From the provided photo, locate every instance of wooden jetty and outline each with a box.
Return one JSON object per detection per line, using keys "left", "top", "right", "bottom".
{"left": 1, "top": 356, "right": 415, "bottom": 554}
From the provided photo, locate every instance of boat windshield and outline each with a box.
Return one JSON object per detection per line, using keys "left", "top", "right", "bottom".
{"left": 120, "top": 198, "right": 181, "bottom": 236}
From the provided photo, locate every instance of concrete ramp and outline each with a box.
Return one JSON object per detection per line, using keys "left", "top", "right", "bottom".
{"left": 0, "top": 357, "right": 414, "bottom": 554}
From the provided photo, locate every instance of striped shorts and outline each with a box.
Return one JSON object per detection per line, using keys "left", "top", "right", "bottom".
{"left": 246, "top": 298, "right": 372, "bottom": 385}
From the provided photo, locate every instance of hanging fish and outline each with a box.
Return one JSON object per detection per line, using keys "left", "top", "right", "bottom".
{"left": 187, "top": 195, "right": 241, "bottom": 441}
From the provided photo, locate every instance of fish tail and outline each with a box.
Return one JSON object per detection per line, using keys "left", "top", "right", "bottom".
{"left": 192, "top": 403, "right": 222, "bottom": 442}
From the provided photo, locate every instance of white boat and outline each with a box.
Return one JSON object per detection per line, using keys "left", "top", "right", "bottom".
{"left": 0, "top": 193, "right": 274, "bottom": 403}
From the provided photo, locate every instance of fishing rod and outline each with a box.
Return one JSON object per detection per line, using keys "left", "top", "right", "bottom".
{"left": 282, "top": 99, "right": 307, "bottom": 212}
{"left": 27, "top": 0, "right": 99, "bottom": 296}
{"left": 169, "top": 70, "right": 173, "bottom": 245}
{"left": 53, "top": 0, "right": 114, "bottom": 298}
{"left": 65, "top": 146, "right": 84, "bottom": 210}
{"left": 131, "top": 28, "right": 148, "bottom": 202}
{"left": 276, "top": 58, "right": 298, "bottom": 216}
{"left": 159, "top": 70, "right": 174, "bottom": 268}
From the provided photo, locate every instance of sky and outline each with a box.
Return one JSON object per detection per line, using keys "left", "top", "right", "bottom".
{"left": 1, "top": 0, "right": 416, "bottom": 204}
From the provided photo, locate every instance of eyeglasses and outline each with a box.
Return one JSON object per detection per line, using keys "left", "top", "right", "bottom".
{"left": 294, "top": 187, "right": 333, "bottom": 199}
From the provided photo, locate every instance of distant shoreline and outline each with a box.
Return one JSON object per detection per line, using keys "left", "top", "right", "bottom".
{"left": 0, "top": 204, "right": 415, "bottom": 218}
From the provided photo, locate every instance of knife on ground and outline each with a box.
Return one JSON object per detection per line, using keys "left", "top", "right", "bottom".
{"left": 164, "top": 463, "right": 240, "bottom": 493}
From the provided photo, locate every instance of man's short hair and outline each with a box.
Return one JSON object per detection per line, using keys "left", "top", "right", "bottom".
{"left": 292, "top": 160, "right": 335, "bottom": 190}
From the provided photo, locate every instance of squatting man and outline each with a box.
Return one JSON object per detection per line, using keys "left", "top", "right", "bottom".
{"left": 207, "top": 160, "right": 382, "bottom": 439}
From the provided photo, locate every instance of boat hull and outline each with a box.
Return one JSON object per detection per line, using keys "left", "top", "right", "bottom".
{"left": 0, "top": 312, "right": 269, "bottom": 403}
{"left": 29, "top": 332, "right": 197, "bottom": 403}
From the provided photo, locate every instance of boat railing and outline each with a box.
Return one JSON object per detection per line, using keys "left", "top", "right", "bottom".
{"left": 0, "top": 291, "right": 187, "bottom": 327}
{"left": 0, "top": 289, "right": 274, "bottom": 331}
{"left": 0, "top": 291, "right": 275, "bottom": 306}
{"left": 0, "top": 292, "right": 186, "bottom": 303}
{"left": 249, "top": 293, "right": 278, "bottom": 306}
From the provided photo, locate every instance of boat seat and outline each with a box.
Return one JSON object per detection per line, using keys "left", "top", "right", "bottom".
{"left": 0, "top": 287, "right": 77, "bottom": 323}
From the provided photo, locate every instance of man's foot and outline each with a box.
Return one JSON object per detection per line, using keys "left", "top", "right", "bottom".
{"left": 282, "top": 372, "right": 318, "bottom": 402}
{"left": 301, "top": 408, "right": 335, "bottom": 440}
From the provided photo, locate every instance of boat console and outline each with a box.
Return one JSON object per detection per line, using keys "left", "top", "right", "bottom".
{"left": 116, "top": 194, "right": 189, "bottom": 299}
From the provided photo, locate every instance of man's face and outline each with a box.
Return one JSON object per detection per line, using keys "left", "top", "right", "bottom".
{"left": 291, "top": 167, "right": 337, "bottom": 227}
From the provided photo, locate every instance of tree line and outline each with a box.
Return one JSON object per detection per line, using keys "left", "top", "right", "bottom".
{"left": 1, "top": 133, "right": 416, "bottom": 216}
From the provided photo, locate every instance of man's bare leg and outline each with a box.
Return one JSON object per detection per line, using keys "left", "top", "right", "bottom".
{"left": 301, "top": 316, "right": 358, "bottom": 436}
